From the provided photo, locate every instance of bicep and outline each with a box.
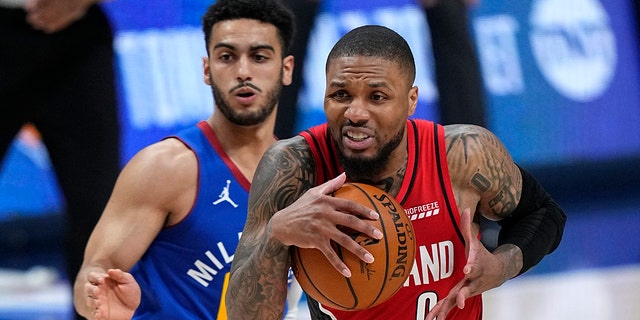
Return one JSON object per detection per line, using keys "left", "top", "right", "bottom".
{"left": 83, "top": 144, "right": 193, "bottom": 271}
{"left": 445, "top": 125, "right": 522, "bottom": 221}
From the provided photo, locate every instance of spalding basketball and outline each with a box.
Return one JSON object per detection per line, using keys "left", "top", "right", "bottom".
{"left": 290, "top": 182, "right": 416, "bottom": 311}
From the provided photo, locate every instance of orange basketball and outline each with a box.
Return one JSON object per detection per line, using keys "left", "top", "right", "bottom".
{"left": 290, "top": 182, "right": 416, "bottom": 311}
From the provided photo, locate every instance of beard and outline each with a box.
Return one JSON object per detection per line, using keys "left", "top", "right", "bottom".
{"left": 210, "top": 73, "right": 282, "bottom": 126}
{"left": 334, "top": 125, "right": 405, "bottom": 181}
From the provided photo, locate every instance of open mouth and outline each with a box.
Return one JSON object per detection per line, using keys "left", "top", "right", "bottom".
{"left": 237, "top": 91, "right": 254, "bottom": 98}
{"left": 346, "top": 131, "right": 369, "bottom": 141}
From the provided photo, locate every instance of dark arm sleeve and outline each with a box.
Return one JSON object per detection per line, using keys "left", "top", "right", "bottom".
{"left": 497, "top": 165, "right": 567, "bottom": 276}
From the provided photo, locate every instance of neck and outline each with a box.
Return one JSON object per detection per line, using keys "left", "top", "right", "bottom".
{"left": 205, "top": 115, "right": 277, "bottom": 182}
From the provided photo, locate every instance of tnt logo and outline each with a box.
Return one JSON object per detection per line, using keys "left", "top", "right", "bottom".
{"left": 529, "top": 0, "right": 616, "bottom": 102}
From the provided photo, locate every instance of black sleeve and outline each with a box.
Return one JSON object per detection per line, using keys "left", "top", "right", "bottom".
{"left": 497, "top": 165, "right": 567, "bottom": 276}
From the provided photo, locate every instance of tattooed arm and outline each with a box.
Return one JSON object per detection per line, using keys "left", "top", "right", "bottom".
{"left": 226, "top": 137, "right": 382, "bottom": 320}
{"left": 445, "top": 124, "right": 524, "bottom": 274}
{"left": 426, "top": 124, "right": 524, "bottom": 320}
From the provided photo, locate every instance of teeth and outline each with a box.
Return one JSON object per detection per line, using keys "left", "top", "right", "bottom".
{"left": 347, "top": 131, "right": 368, "bottom": 140}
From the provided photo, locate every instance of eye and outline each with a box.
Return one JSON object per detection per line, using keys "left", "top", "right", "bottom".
{"left": 372, "top": 93, "right": 384, "bottom": 101}
{"left": 219, "top": 52, "right": 234, "bottom": 61}
{"left": 253, "top": 54, "right": 268, "bottom": 62}
{"left": 329, "top": 90, "right": 350, "bottom": 101}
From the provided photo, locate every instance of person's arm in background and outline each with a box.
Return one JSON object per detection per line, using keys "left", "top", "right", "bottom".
{"left": 24, "top": 0, "right": 106, "bottom": 33}
{"left": 73, "top": 139, "right": 197, "bottom": 319}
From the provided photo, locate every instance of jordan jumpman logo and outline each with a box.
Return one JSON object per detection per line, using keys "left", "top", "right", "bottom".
{"left": 212, "top": 180, "right": 238, "bottom": 208}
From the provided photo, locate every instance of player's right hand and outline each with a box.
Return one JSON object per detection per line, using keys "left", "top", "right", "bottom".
{"left": 268, "top": 173, "right": 383, "bottom": 278}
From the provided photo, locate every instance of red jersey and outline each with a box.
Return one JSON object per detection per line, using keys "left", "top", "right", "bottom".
{"left": 299, "top": 119, "right": 482, "bottom": 320}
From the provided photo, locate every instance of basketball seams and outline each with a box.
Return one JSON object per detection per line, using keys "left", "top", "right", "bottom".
{"left": 292, "top": 244, "right": 356, "bottom": 310}
{"left": 333, "top": 241, "right": 359, "bottom": 309}
{"left": 347, "top": 183, "right": 391, "bottom": 309}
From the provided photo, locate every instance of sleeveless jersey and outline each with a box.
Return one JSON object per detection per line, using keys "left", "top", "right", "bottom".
{"left": 131, "top": 121, "right": 250, "bottom": 319}
{"left": 300, "top": 119, "right": 483, "bottom": 320}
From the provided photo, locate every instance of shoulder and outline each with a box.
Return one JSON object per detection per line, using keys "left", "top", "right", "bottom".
{"left": 257, "top": 136, "right": 313, "bottom": 177}
{"left": 119, "top": 138, "right": 197, "bottom": 197}
{"left": 443, "top": 124, "right": 507, "bottom": 160}
{"left": 252, "top": 136, "right": 315, "bottom": 207}
{"left": 128, "top": 138, "right": 196, "bottom": 174}
{"left": 264, "top": 136, "right": 312, "bottom": 161}
{"left": 443, "top": 124, "right": 495, "bottom": 142}
{"left": 106, "top": 138, "right": 198, "bottom": 226}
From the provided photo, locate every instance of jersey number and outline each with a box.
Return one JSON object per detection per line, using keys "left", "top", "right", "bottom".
{"left": 416, "top": 291, "right": 438, "bottom": 320}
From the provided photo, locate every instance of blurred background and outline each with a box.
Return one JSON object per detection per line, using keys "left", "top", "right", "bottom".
{"left": 1, "top": 0, "right": 639, "bottom": 319}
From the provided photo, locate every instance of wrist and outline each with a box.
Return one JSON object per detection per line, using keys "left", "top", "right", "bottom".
{"left": 492, "top": 244, "right": 523, "bottom": 280}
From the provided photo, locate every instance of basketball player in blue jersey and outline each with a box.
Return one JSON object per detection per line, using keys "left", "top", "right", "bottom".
{"left": 226, "top": 25, "right": 566, "bottom": 319}
{"left": 73, "top": 0, "right": 303, "bottom": 319}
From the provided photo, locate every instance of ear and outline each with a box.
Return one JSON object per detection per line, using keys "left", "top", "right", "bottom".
{"left": 282, "top": 55, "right": 294, "bottom": 86}
{"left": 407, "top": 85, "right": 419, "bottom": 117}
{"left": 203, "top": 56, "right": 211, "bottom": 85}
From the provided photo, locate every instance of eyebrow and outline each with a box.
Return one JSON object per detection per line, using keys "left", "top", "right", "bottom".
{"left": 327, "top": 80, "right": 389, "bottom": 89}
{"left": 367, "top": 81, "right": 388, "bottom": 89}
{"left": 328, "top": 80, "right": 346, "bottom": 88}
{"left": 213, "top": 42, "right": 276, "bottom": 53}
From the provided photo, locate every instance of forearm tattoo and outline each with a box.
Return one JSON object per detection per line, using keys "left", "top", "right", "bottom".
{"left": 227, "top": 139, "right": 316, "bottom": 319}
{"left": 492, "top": 243, "right": 524, "bottom": 280}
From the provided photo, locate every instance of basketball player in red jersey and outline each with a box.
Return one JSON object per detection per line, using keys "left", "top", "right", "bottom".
{"left": 227, "top": 25, "right": 566, "bottom": 319}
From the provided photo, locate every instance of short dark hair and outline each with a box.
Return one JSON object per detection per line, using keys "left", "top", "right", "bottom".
{"left": 202, "top": 0, "right": 295, "bottom": 57}
{"left": 327, "top": 25, "right": 416, "bottom": 84}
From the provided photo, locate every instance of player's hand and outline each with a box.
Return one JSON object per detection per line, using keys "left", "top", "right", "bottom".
{"left": 425, "top": 208, "right": 505, "bottom": 320}
{"left": 25, "top": 0, "right": 95, "bottom": 33}
{"left": 269, "top": 173, "right": 383, "bottom": 278}
{"left": 85, "top": 268, "right": 140, "bottom": 320}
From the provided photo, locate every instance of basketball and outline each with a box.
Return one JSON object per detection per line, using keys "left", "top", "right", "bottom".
{"left": 290, "top": 182, "right": 416, "bottom": 311}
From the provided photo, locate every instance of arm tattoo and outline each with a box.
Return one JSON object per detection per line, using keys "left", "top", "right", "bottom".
{"left": 471, "top": 172, "right": 491, "bottom": 192}
{"left": 492, "top": 244, "right": 524, "bottom": 280}
{"left": 445, "top": 125, "right": 521, "bottom": 220}
{"left": 227, "top": 138, "right": 316, "bottom": 320}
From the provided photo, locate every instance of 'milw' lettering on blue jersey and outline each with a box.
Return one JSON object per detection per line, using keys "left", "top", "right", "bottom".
{"left": 188, "top": 235, "right": 240, "bottom": 287}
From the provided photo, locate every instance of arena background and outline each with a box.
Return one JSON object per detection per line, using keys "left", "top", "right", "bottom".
{"left": 0, "top": 0, "right": 639, "bottom": 319}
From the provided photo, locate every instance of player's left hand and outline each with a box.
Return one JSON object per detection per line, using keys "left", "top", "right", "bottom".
{"left": 25, "top": 0, "right": 95, "bottom": 33}
{"left": 425, "top": 208, "right": 506, "bottom": 320}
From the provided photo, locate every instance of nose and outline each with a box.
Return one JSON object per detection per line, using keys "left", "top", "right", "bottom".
{"left": 343, "top": 100, "right": 369, "bottom": 125}
{"left": 236, "top": 56, "right": 252, "bottom": 82}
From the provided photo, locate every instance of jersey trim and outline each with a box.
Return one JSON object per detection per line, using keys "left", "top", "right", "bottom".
{"left": 197, "top": 121, "right": 251, "bottom": 192}
{"left": 433, "top": 123, "right": 465, "bottom": 245}
{"left": 397, "top": 120, "right": 420, "bottom": 205}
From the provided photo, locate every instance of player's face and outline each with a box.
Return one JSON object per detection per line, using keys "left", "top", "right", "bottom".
{"left": 203, "top": 19, "right": 293, "bottom": 126}
{"left": 324, "top": 55, "right": 418, "bottom": 180}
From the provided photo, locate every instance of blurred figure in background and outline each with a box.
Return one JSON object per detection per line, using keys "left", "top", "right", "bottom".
{"left": 420, "top": 0, "right": 487, "bottom": 127}
{"left": 0, "top": 0, "right": 120, "bottom": 319}
{"left": 277, "top": 0, "right": 321, "bottom": 139}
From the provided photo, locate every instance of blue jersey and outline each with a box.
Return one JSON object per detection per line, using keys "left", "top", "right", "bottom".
{"left": 132, "top": 121, "right": 250, "bottom": 319}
